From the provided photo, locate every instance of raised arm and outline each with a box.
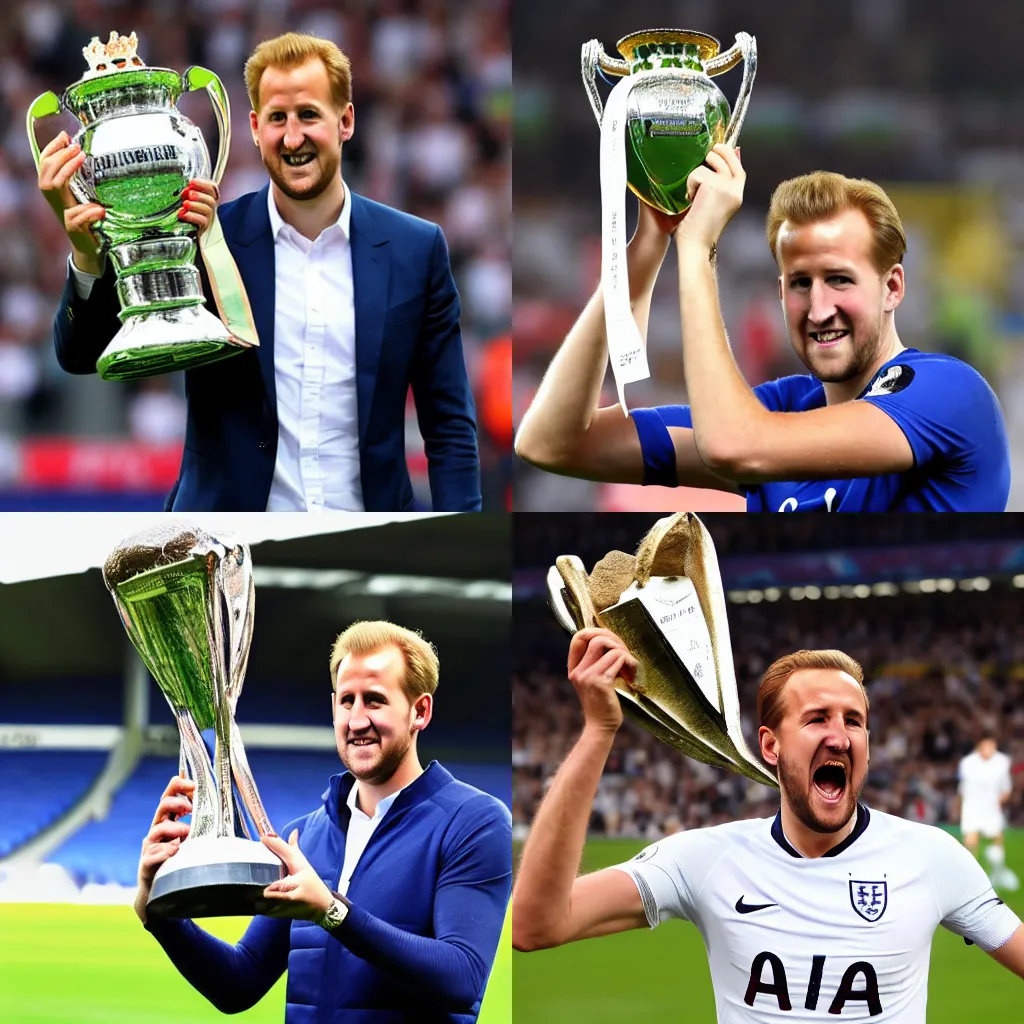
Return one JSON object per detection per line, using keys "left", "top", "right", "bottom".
{"left": 515, "top": 206, "right": 671, "bottom": 482}
{"left": 987, "top": 924, "right": 1024, "bottom": 978}
{"left": 512, "top": 628, "right": 648, "bottom": 952}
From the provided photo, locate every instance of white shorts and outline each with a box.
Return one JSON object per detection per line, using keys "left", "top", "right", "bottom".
{"left": 961, "top": 807, "right": 1005, "bottom": 839}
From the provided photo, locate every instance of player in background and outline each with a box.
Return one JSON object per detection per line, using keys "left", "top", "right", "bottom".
{"left": 513, "top": 630, "right": 1024, "bottom": 1022}
{"left": 515, "top": 149, "right": 1009, "bottom": 511}
{"left": 959, "top": 733, "right": 1020, "bottom": 892}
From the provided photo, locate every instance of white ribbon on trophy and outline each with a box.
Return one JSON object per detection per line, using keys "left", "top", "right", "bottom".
{"left": 599, "top": 70, "right": 658, "bottom": 414}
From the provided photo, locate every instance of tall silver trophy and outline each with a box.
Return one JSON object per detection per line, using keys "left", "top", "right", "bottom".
{"left": 548, "top": 512, "right": 777, "bottom": 789}
{"left": 104, "top": 522, "right": 280, "bottom": 918}
{"left": 27, "top": 31, "right": 258, "bottom": 381}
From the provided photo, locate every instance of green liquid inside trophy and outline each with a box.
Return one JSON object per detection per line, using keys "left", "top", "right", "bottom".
{"left": 104, "top": 522, "right": 281, "bottom": 918}
{"left": 27, "top": 31, "right": 257, "bottom": 381}
{"left": 547, "top": 512, "right": 777, "bottom": 789}
{"left": 583, "top": 29, "right": 757, "bottom": 215}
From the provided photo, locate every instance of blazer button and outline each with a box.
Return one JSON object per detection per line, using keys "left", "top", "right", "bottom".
{"left": 258, "top": 440, "right": 268, "bottom": 451}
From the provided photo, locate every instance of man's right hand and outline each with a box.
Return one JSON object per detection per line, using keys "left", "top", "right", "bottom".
{"left": 135, "top": 774, "right": 194, "bottom": 923}
{"left": 567, "top": 627, "right": 638, "bottom": 735}
{"left": 634, "top": 198, "right": 687, "bottom": 243}
{"left": 37, "top": 130, "right": 106, "bottom": 276}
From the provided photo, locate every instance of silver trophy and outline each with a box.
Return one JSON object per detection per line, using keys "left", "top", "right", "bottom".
{"left": 581, "top": 29, "right": 757, "bottom": 215}
{"left": 581, "top": 30, "right": 756, "bottom": 409}
{"left": 103, "top": 521, "right": 280, "bottom": 918}
{"left": 547, "top": 512, "right": 777, "bottom": 788}
{"left": 28, "top": 31, "right": 257, "bottom": 381}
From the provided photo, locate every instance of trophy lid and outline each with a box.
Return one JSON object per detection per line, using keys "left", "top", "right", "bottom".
{"left": 616, "top": 29, "right": 721, "bottom": 67}
{"left": 83, "top": 31, "right": 146, "bottom": 77}
{"left": 62, "top": 31, "right": 182, "bottom": 120}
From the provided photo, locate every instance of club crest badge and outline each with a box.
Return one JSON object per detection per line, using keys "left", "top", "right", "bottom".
{"left": 864, "top": 364, "right": 914, "bottom": 398}
{"left": 849, "top": 879, "right": 887, "bottom": 922}
{"left": 632, "top": 844, "right": 659, "bottom": 863}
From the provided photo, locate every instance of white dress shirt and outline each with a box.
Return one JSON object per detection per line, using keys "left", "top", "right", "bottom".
{"left": 266, "top": 180, "right": 363, "bottom": 511}
{"left": 337, "top": 782, "right": 403, "bottom": 896}
{"left": 69, "top": 180, "right": 365, "bottom": 512}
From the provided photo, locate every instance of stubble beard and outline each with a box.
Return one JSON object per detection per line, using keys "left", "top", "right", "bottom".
{"left": 777, "top": 750, "right": 861, "bottom": 835}
{"left": 797, "top": 314, "right": 883, "bottom": 385}
{"left": 339, "top": 728, "right": 414, "bottom": 786}
{"left": 265, "top": 149, "right": 339, "bottom": 202}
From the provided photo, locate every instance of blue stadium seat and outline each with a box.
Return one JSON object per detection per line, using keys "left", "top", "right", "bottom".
{"left": 46, "top": 752, "right": 510, "bottom": 886}
{"left": 0, "top": 751, "right": 107, "bottom": 857}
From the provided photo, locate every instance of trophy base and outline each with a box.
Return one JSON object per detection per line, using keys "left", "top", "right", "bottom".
{"left": 97, "top": 304, "right": 248, "bottom": 381}
{"left": 147, "top": 836, "right": 283, "bottom": 920}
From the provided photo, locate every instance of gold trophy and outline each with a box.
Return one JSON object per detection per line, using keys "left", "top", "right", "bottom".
{"left": 547, "top": 513, "right": 777, "bottom": 788}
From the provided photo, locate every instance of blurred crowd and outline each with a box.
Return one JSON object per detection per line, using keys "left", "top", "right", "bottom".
{"left": 514, "top": 511, "right": 1024, "bottom": 570}
{"left": 514, "top": 588, "right": 1024, "bottom": 840}
{"left": 513, "top": 0, "right": 1024, "bottom": 511}
{"left": 3, "top": 0, "right": 511, "bottom": 505}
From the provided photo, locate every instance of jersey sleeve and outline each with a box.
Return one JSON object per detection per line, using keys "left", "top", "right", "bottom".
{"left": 861, "top": 357, "right": 1004, "bottom": 470}
{"left": 629, "top": 380, "right": 787, "bottom": 487}
{"left": 609, "top": 828, "right": 723, "bottom": 928}
{"left": 925, "top": 827, "right": 1021, "bottom": 951}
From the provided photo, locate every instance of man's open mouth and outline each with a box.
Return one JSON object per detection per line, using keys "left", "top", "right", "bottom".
{"left": 808, "top": 329, "right": 850, "bottom": 347}
{"left": 812, "top": 760, "right": 848, "bottom": 803}
{"left": 348, "top": 738, "right": 378, "bottom": 747}
{"left": 282, "top": 153, "right": 315, "bottom": 166}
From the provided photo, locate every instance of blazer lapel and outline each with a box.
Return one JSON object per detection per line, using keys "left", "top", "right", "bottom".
{"left": 228, "top": 184, "right": 277, "bottom": 406}
{"left": 350, "top": 191, "right": 391, "bottom": 444}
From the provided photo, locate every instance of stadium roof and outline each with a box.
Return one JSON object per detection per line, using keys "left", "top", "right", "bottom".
{"left": 0, "top": 513, "right": 459, "bottom": 584}
{"left": 0, "top": 515, "right": 509, "bottom": 680}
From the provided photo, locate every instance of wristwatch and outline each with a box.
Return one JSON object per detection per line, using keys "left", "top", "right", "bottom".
{"left": 315, "top": 891, "right": 350, "bottom": 932}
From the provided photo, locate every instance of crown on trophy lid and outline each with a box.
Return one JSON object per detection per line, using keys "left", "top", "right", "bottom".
{"left": 82, "top": 31, "right": 146, "bottom": 78}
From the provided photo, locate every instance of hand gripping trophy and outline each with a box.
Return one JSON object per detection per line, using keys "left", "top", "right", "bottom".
{"left": 581, "top": 29, "right": 757, "bottom": 411}
{"left": 27, "top": 31, "right": 259, "bottom": 381}
{"left": 547, "top": 512, "right": 777, "bottom": 789}
{"left": 103, "top": 522, "right": 280, "bottom": 918}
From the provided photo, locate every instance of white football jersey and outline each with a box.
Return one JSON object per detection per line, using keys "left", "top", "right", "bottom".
{"left": 614, "top": 806, "right": 1019, "bottom": 1022}
{"left": 959, "top": 750, "right": 1012, "bottom": 815}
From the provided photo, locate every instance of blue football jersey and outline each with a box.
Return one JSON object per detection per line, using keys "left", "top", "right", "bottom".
{"left": 631, "top": 349, "right": 1010, "bottom": 511}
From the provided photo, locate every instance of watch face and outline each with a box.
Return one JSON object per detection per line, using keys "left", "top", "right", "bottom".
{"left": 326, "top": 898, "right": 348, "bottom": 928}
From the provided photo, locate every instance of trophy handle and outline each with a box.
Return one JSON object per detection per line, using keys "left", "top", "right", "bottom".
{"left": 26, "top": 91, "right": 62, "bottom": 171}
{"left": 184, "top": 66, "right": 231, "bottom": 185}
{"left": 710, "top": 32, "right": 757, "bottom": 147}
{"left": 581, "top": 40, "right": 630, "bottom": 125}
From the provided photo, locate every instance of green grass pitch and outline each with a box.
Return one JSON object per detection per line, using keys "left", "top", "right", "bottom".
{"left": 513, "top": 829, "right": 1024, "bottom": 1022}
{"left": 0, "top": 899, "right": 512, "bottom": 1023}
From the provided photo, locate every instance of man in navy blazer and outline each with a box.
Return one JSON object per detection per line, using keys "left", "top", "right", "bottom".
{"left": 43, "top": 33, "right": 481, "bottom": 512}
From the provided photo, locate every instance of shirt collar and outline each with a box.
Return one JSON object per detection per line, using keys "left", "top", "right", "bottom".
{"left": 771, "top": 802, "right": 871, "bottom": 859}
{"left": 346, "top": 779, "right": 403, "bottom": 822}
{"left": 266, "top": 177, "right": 351, "bottom": 242}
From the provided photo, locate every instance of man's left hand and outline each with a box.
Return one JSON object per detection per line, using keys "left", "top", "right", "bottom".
{"left": 261, "top": 829, "right": 334, "bottom": 920}
{"left": 675, "top": 144, "right": 745, "bottom": 254}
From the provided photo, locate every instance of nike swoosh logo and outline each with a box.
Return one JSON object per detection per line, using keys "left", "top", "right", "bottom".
{"left": 736, "top": 896, "right": 778, "bottom": 914}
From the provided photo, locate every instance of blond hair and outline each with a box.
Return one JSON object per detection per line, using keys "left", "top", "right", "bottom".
{"left": 757, "top": 649, "right": 868, "bottom": 734}
{"left": 329, "top": 620, "right": 439, "bottom": 703}
{"left": 244, "top": 32, "right": 352, "bottom": 113}
{"left": 766, "top": 171, "right": 907, "bottom": 274}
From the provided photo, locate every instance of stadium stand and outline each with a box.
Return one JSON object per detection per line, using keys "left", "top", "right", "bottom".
{"left": 0, "top": 751, "right": 107, "bottom": 857}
